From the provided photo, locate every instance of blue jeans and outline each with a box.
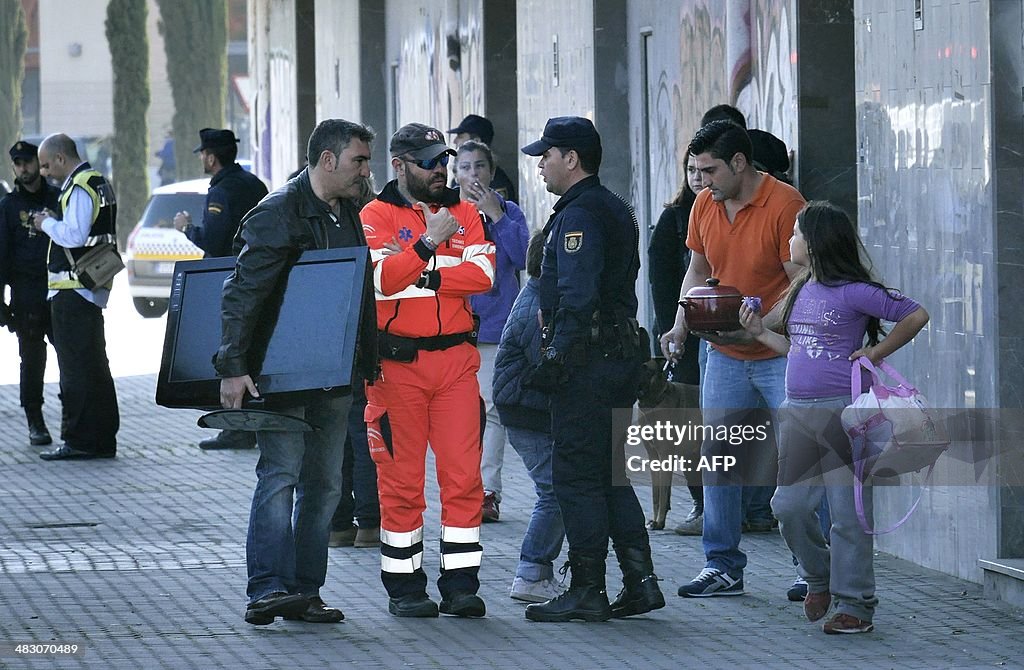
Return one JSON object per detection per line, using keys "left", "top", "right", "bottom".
{"left": 246, "top": 393, "right": 352, "bottom": 603}
{"left": 333, "top": 384, "right": 380, "bottom": 529}
{"left": 507, "top": 426, "right": 566, "bottom": 581}
{"left": 700, "top": 348, "right": 786, "bottom": 575}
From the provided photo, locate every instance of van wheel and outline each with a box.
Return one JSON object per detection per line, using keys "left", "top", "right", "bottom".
{"left": 134, "top": 297, "right": 169, "bottom": 318}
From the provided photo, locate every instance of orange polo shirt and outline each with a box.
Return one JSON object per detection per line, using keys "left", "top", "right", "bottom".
{"left": 686, "top": 173, "right": 805, "bottom": 360}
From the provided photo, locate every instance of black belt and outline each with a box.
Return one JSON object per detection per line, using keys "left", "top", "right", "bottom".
{"left": 378, "top": 331, "right": 476, "bottom": 362}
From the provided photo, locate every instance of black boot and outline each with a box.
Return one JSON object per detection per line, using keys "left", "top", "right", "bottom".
{"left": 609, "top": 546, "right": 665, "bottom": 618}
{"left": 525, "top": 553, "right": 611, "bottom": 622}
{"left": 25, "top": 406, "right": 52, "bottom": 446}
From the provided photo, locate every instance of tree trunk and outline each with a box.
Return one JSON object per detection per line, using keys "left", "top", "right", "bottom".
{"left": 0, "top": 0, "right": 28, "bottom": 159}
{"left": 105, "top": 0, "right": 150, "bottom": 250}
{"left": 156, "top": 0, "right": 228, "bottom": 182}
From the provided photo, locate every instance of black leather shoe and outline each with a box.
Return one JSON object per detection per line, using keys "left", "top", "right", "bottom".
{"left": 388, "top": 593, "right": 439, "bottom": 618}
{"left": 439, "top": 592, "right": 486, "bottom": 618}
{"left": 29, "top": 426, "right": 53, "bottom": 446}
{"left": 40, "top": 445, "right": 116, "bottom": 461}
{"left": 199, "top": 430, "right": 257, "bottom": 450}
{"left": 26, "top": 407, "right": 52, "bottom": 446}
{"left": 283, "top": 596, "right": 344, "bottom": 623}
{"left": 244, "top": 592, "right": 308, "bottom": 626}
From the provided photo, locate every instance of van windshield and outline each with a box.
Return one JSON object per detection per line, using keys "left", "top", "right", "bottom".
{"left": 141, "top": 193, "right": 207, "bottom": 229}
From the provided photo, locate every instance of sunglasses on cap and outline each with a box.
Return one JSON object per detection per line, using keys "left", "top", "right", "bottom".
{"left": 402, "top": 154, "right": 450, "bottom": 171}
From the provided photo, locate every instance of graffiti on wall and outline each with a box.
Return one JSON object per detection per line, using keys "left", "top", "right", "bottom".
{"left": 394, "top": 3, "right": 484, "bottom": 140}
{"left": 734, "top": 0, "right": 798, "bottom": 153}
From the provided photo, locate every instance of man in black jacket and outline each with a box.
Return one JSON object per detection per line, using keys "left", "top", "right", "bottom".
{"left": 0, "top": 141, "right": 61, "bottom": 445}
{"left": 175, "top": 128, "right": 269, "bottom": 450}
{"left": 213, "top": 119, "right": 377, "bottom": 626}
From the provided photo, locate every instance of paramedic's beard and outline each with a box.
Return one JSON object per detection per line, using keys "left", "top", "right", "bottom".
{"left": 407, "top": 169, "right": 447, "bottom": 203}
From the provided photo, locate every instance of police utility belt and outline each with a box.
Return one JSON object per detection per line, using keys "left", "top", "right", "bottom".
{"left": 378, "top": 330, "right": 478, "bottom": 362}
{"left": 557, "top": 315, "right": 651, "bottom": 365}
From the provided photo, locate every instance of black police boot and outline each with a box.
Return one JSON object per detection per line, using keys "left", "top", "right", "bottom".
{"left": 609, "top": 546, "right": 665, "bottom": 618}
{"left": 525, "top": 553, "right": 611, "bottom": 622}
{"left": 25, "top": 406, "right": 52, "bottom": 446}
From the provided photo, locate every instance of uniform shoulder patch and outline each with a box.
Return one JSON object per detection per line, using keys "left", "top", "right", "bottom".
{"left": 564, "top": 230, "right": 583, "bottom": 253}
{"left": 207, "top": 203, "right": 224, "bottom": 215}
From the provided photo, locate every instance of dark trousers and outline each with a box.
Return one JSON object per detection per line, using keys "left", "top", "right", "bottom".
{"left": 14, "top": 302, "right": 52, "bottom": 409}
{"left": 332, "top": 383, "right": 380, "bottom": 529}
{"left": 50, "top": 291, "right": 119, "bottom": 454}
{"left": 550, "top": 357, "right": 649, "bottom": 560}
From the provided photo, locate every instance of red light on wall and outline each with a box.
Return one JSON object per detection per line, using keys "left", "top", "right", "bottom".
{"left": 945, "top": 46, "right": 951, "bottom": 58}
{"left": 971, "top": 47, "right": 978, "bottom": 59}
{"left": 790, "top": 51, "right": 798, "bottom": 64}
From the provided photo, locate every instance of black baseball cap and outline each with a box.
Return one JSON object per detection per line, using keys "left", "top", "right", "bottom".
{"left": 193, "top": 128, "right": 239, "bottom": 153}
{"left": 9, "top": 141, "right": 38, "bottom": 161}
{"left": 447, "top": 114, "right": 494, "bottom": 145}
{"left": 390, "top": 123, "right": 455, "bottom": 161}
{"left": 521, "top": 116, "right": 601, "bottom": 156}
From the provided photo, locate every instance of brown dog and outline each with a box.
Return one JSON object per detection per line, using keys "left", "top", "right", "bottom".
{"left": 635, "top": 358, "right": 701, "bottom": 530}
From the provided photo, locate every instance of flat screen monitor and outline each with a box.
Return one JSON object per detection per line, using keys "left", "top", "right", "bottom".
{"left": 156, "top": 247, "right": 369, "bottom": 409}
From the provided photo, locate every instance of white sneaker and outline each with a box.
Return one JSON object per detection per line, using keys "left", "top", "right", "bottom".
{"left": 509, "top": 576, "right": 567, "bottom": 603}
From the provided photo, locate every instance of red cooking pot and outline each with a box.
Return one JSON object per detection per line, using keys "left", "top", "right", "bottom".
{"left": 679, "top": 278, "right": 744, "bottom": 332}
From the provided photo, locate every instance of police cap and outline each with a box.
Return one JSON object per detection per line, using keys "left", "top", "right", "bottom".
{"left": 193, "top": 128, "right": 239, "bottom": 153}
{"left": 9, "top": 141, "right": 38, "bottom": 161}
{"left": 521, "top": 116, "right": 601, "bottom": 156}
{"left": 447, "top": 114, "right": 494, "bottom": 145}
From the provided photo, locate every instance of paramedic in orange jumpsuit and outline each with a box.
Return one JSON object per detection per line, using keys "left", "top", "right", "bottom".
{"left": 360, "top": 123, "right": 496, "bottom": 618}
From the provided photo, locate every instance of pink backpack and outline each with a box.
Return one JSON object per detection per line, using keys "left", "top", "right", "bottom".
{"left": 841, "top": 357, "right": 949, "bottom": 534}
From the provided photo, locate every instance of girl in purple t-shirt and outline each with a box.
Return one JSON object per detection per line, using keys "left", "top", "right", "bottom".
{"left": 739, "top": 201, "right": 929, "bottom": 635}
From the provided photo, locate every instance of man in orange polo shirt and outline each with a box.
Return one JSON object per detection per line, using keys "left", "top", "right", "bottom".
{"left": 360, "top": 123, "right": 496, "bottom": 619}
{"left": 661, "top": 120, "right": 804, "bottom": 597}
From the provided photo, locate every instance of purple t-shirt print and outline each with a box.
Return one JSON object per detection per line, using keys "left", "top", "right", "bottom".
{"left": 785, "top": 281, "right": 921, "bottom": 399}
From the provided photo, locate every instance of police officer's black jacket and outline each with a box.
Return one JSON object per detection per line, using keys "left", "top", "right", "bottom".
{"left": 214, "top": 168, "right": 377, "bottom": 389}
{"left": 539, "top": 175, "right": 640, "bottom": 354}
{"left": 0, "top": 178, "right": 60, "bottom": 306}
{"left": 186, "top": 163, "right": 268, "bottom": 257}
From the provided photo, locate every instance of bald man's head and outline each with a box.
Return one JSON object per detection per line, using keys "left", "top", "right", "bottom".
{"left": 38, "top": 133, "right": 80, "bottom": 182}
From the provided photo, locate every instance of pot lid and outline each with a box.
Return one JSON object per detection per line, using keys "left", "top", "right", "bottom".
{"left": 684, "top": 277, "right": 741, "bottom": 299}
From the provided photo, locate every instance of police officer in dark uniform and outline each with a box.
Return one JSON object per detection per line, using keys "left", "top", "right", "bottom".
{"left": 174, "top": 128, "right": 268, "bottom": 450}
{"left": 173, "top": 128, "right": 268, "bottom": 258}
{"left": 519, "top": 117, "right": 664, "bottom": 623}
{"left": 0, "top": 141, "right": 61, "bottom": 445}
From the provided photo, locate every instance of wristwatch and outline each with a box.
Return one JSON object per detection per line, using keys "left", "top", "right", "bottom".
{"left": 420, "top": 234, "right": 437, "bottom": 250}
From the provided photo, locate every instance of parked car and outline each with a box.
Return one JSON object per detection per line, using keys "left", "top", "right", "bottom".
{"left": 124, "top": 179, "right": 208, "bottom": 318}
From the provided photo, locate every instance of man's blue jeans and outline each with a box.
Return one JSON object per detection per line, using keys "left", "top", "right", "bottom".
{"left": 700, "top": 348, "right": 786, "bottom": 576}
{"left": 246, "top": 393, "right": 352, "bottom": 603}
{"left": 507, "top": 426, "right": 566, "bottom": 581}
{"left": 333, "top": 384, "right": 380, "bottom": 529}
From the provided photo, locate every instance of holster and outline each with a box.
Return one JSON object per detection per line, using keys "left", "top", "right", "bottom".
{"left": 590, "top": 312, "right": 651, "bottom": 362}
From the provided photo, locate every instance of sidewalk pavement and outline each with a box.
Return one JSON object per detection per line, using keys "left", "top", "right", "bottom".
{"left": 1, "top": 374, "right": 1022, "bottom": 670}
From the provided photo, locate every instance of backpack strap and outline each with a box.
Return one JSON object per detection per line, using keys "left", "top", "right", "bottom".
{"left": 852, "top": 433, "right": 936, "bottom": 535}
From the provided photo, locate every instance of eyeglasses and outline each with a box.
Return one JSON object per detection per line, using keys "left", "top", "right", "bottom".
{"left": 402, "top": 154, "right": 450, "bottom": 171}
